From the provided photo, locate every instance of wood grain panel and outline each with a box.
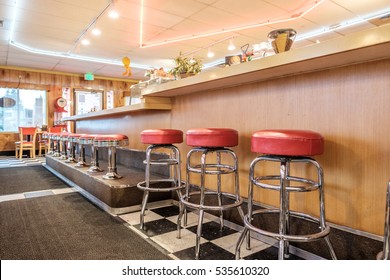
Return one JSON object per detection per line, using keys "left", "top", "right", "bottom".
{"left": 0, "top": 67, "right": 136, "bottom": 151}
{"left": 168, "top": 59, "right": 390, "bottom": 236}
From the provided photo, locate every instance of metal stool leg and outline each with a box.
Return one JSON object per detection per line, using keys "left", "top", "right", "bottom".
{"left": 75, "top": 144, "right": 88, "bottom": 167}
{"left": 60, "top": 139, "right": 67, "bottom": 160}
{"left": 103, "top": 146, "right": 122, "bottom": 179}
{"left": 65, "top": 143, "right": 77, "bottom": 163}
{"left": 139, "top": 147, "right": 152, "bottom": 230}
{"left": 88, "top": 145, "right": 103, "bottom": 173}
{"left": 377, "top": 181, "right": 390, "bottom": 260}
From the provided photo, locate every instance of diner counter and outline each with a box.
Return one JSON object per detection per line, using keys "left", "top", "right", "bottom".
{"left": 67, "top": 24, "right": 390, "bottom": 237}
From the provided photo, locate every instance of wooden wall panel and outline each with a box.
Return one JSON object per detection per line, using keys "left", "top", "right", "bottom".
{"left": 0, "top": 67, "right": 136, "bottom": 151}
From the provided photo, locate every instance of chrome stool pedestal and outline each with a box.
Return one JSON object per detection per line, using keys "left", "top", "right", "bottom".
{"left": 75, "top": 134, "right": 89, "bottom": 168}
{"left": 59, "top": 132, "right": 70, "bottom": 160}
{"left": 93, "top": 134, "right": 128, "bottom": 180}
{"left": 65, "top": 133, "right": 82, "bottom": 163}
{"left": 137, "top": 129, "right": 185, "bottom": 230}
{"left": 235, "top": 129, "right": 337, "bottom": 260}
{"left": 79, "top": 134, "right": 103, "bottom": 173}
{"left": 51, "top": 132, "right": 61, "bottom": 157}
{"left": 178, "top": 128, "right": 244, "bottom": 260}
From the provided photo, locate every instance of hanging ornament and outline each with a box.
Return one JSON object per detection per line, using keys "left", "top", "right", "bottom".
{"left": 122, "top": 56, "right": 132, "bottom": 76}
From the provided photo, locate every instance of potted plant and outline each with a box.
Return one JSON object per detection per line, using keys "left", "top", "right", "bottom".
{"left": 169, "top": 53, "right": 203, "bottom": 79}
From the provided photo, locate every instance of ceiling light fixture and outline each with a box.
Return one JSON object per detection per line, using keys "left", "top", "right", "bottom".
{"left": 140, "top": 0, "right": 326, "bottom": 48}
{"left": 227, "top": 39, "right": 236, "bottom": 51}
{"left": 207, "top": 48, "right": 214, "bottom": 58}
{"left": 91, "top": 27, "right": 101, "bottom": 36}
{"left": 81, "top": 38, "right": 90, "bottom": 45}
{"left": 108, "top": 0, "right": 119, "bottom": 19}
{"left": 108, "top": 10, "right": 119, "bottom": 19}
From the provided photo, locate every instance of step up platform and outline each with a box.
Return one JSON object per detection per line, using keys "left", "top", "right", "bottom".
{"left": 45, "top": 148, "right": 173, "bottom": 215}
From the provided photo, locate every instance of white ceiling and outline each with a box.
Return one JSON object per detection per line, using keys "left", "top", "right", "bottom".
{"left": 0, "top": 0, "right": 389, "bottom": 81}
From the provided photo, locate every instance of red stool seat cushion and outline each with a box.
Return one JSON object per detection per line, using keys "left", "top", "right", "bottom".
{"left": 68, "top": 133, "right": 86, "bottom": 142}
{"left": 141, "top": 129, "right": 183, "bottom": 144}
{"left": 251, "top": 129, "right": 324, "bottom": 156}
{"left": 186, "top": 128, "right": 238, "bottom": 147}
{"left": 94, "top": 134, "right": 129, "bottom": 147}
{"left": 79, "top": 134, "right": 101, "bottom": 145}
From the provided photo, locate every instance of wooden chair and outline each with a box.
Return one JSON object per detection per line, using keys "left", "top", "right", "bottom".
{"left": 15, "top": 127, "right": 37, "bottom": 159}
{"left": 39, "top": 126, "right": 63, "bottom": 156}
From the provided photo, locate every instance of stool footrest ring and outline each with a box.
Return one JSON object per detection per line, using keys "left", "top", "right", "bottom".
{"left": 137, "top": 179, "right": 185, "bottom": 192}
{"left": 244, "top": 209, "right": 330, "bottom": 242}
{"left": 253, "top": 175, "right": 320, "bottom": 192}
{"left": 181, "top": 191, "right": 243, "bottom": 211}
{"left": 143, "top": 158, "right": 180, "bottom": 165}
{"left": 188, "top": 164, "right": 236, "bottom": 175}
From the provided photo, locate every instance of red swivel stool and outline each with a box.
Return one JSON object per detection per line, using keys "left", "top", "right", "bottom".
{"left": 235, "top": 129, "right": 337, "bottom": 260}
{"left": 178, "top": 128, "right": 244, "bottom": 260}
{"left": 93, "top": 134, "right": 128, "bottom": 179}
{"left": 78, "top": 134, "right": 103, "bottom": 173}
{"left": 137, "top": 129, "right": 185, "bottom": 230}
{"left": 66, "top": 133, "right": 83, "bottom": 163}
{"left": 59, "top": 132, "right": 70, "bottom": 160}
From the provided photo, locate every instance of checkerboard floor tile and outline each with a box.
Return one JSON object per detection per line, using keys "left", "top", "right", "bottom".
{"left": 119, "top": 204, "right": 307, "bottom": 260}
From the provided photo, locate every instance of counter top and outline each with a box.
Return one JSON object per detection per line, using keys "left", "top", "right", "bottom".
{"left": 62, "top": 97, "right": 171, "bottom": 121}
{"left": 64, "top": 24, "right": 390, "bottom": 122}
{"left": 141, "top": 24, "right": 390, "bottom": 97}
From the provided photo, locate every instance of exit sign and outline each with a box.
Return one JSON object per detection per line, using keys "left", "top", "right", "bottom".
{"left": 84, "top": 72, "right": 94, "bottom": 81}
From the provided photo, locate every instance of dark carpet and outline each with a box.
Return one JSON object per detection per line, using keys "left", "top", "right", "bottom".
{"left": 0, "top": 166, "right": 67, "bottom": 195}
{"left": 0, "top": 192, "right": 170, "bottom": 260}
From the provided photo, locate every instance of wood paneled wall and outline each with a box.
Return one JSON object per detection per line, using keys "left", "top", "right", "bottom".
{"left": 0, "top": 67, "right": 135, "bottom": 151}
{"left": 75, "top": 58, "right": 390, "bottom": 236}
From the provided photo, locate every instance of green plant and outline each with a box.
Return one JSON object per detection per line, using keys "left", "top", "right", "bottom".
{"left": 169, "top": 53, "right": 203, "bottom": 77}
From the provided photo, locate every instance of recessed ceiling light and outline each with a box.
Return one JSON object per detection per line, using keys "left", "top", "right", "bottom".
{"left": 91, "top": 28, "right": 101, "bottom": 36}
{"left": 81, "top": 39, "right": 90, "bottom": 45}
{"left": 109, "top": 10, "right": 119, "bottom": 19}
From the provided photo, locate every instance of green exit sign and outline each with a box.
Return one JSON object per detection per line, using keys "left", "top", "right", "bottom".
{"left": 84, "top": 72, "right": 94, "bottom": 81}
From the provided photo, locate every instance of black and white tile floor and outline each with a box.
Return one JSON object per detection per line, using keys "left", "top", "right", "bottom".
{"left": 119, "top": 204, "right": 306, "bottom": 260}
{"left": 0, "top": 155, "right": 315, "bottom": 260}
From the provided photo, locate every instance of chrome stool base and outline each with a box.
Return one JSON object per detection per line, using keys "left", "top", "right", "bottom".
{"left": 88, "top": 166, "right": 103, "bottom": 173}
{"left": 102, "top": 171, "right": 122, "bottom": 180}
{"left": 179, "top": 147, "right": 244, "bottom": 260}
{"left": 137, "top": 144, "right": 185, "bottom": 230}
{"left": 235, "top": 155, "right": 336, "bottom": 260}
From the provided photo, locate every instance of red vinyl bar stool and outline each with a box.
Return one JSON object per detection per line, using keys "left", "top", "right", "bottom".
{"left": 178, "top": 128, "right": 244, "bottom": 260}
{"left": 59, "top": 132, "right": 70, "bottom": 160}
{"left": 93, "top": 134, "right": 128, "bottom": 179}
{"left": 78, "top": 134, "right": 103, "bottom": 173}
{"left": 377, "top": 181, "right": 390, "bottom": 260}
{"left": 66, "top": 133, "right": 83, "bottom": 163}
{"left": 235, "top": 129, "right": 337, "bottom": 260}
{"left": 137, "top": 129, "right": 185, "bottom": 230}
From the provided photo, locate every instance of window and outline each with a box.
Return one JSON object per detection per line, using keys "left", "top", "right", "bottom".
{"left": 0, "top": 88, "right": 47, "bottom": 132}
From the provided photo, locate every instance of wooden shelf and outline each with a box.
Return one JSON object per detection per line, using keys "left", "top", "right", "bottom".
{"left": 62, "top": 97, "right": 171, "bottom": 121}
{"left": 141, "top": 24, "right": 390, "bottom": 97}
